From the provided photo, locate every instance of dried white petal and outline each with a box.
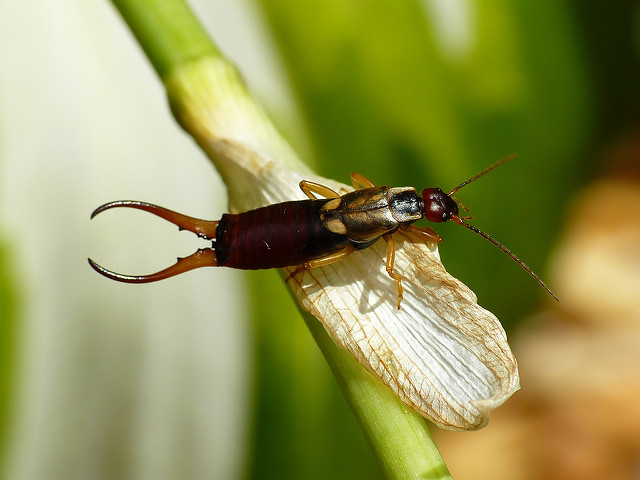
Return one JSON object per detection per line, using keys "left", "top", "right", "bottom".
{"left": 167, "top": 59, "right": 520, "bottom": 431}
{"left": 287, "top": 233, "right": 519, "bottom": 430}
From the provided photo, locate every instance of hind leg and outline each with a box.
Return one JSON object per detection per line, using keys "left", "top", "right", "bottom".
{"left": 299, "top": 180, "right": 340, "bottom": 200}
{"left": 350, "top": 172, "right": 375, "bottom": 189}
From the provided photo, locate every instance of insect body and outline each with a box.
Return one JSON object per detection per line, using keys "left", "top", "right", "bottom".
{"left": 89, "top": 156, "right": 558, "bottom": 306}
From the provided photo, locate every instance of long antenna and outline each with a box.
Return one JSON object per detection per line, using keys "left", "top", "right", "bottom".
{"left": 451, "top": 213, "right": 559, "bottom": 302}
{"left": 449, "top": 153, "right": 517, "bottom": 196}
{"left": 439, "top": 154, "right": 559, "bottom": 301}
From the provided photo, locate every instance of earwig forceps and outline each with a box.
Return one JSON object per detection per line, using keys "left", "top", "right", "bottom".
{"left": 88, "top": 200, "right": 219, "bottom": 282}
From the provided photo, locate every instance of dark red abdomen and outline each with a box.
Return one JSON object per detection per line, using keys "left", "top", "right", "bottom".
{"left": 214, "top": 200, "right": 350, "bottom": 269}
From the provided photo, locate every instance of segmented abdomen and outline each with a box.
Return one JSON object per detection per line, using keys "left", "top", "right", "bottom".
{"left": 215, "top": 200, "right": 350, "bottom": 269}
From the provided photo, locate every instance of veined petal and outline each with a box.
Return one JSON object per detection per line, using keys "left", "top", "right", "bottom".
{"left": 287, "top": 232, "right": 519, "bottom": 430}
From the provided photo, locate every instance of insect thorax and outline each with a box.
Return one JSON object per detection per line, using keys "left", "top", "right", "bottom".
{"left": 320, "top": 186, "right": 423, "bottom": 243}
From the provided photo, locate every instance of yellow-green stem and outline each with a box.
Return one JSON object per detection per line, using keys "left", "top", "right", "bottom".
{"left": 111, "top": 0, "right": 220, "bottom": 78}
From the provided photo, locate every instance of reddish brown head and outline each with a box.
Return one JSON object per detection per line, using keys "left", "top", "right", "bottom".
{"left": 421, "top": 187, "right": 460, "bottom": 223}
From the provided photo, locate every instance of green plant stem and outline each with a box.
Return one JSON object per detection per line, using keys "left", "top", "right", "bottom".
{"left": 110, "top": 1, "right": 451, "bottom": 478}
{"left": 302, "top": 308, "right": 451, "bottom": 479}
{"left": 111, "top": 0, "right": 220, "bottom": 78}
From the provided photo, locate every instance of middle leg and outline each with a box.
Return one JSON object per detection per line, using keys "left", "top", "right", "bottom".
{"left": 383, "top": 234, "right": 403, "bottom": 309}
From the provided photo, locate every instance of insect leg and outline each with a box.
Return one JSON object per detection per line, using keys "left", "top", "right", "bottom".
{"left": 288, "top": 245, "right": 356, "bottom": 280}
{"left": 299, "top": 181, "right": 340, "bottom": 200}
{"left": 404, "top": 225, "right": 443, "bottom": 244}
{"left": 383, "top": 234, "right": 403, "bottom": 309}
{"left": 301, "top": 245, "right": 356, "bottom": 269}
{"left": 350, "top": 172, "right": 376, "bottom": 189}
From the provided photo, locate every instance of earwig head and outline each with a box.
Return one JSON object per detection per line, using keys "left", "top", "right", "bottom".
{"left": 421, "top": 188, "right": 460, "bottom": 223}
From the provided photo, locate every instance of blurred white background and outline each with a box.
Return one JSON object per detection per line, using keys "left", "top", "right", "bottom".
{"left": 0, "top": 1, "right": 288, "bottom": 478}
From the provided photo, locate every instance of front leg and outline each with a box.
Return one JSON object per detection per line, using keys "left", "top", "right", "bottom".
{"left": 403, "top": 225, "right": 442, "bottom": 244}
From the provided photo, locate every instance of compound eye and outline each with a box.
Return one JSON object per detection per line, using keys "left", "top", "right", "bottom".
{"left": 421, "top": 188, "right": 459, "bottom": 223}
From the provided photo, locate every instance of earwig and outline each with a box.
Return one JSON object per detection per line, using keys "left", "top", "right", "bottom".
{"left": 89, "top": 156, "right": 558, "bottom": 307}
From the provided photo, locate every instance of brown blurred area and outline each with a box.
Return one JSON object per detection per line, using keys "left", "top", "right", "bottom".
{"left": 435, "top": 131, "right": 640, "bottom": 480}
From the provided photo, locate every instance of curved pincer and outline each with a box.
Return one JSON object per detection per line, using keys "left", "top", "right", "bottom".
{"left": 89, "top": 200, "right": 219, "bottom": 283}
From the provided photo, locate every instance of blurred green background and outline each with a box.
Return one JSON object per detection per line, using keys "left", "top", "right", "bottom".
{"left": 0, "top": 1, "right": 638, "bottom": 479}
